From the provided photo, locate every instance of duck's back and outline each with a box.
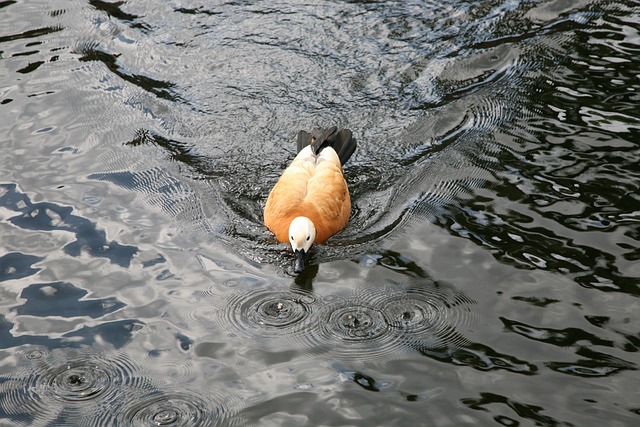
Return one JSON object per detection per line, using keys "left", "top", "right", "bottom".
{"left": 264, "top": 127, "right": 356, "bottom": 244}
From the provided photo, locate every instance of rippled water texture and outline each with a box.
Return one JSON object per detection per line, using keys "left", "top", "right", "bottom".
{"left": 1, "top": 0, "right": 639, "bottom": 425}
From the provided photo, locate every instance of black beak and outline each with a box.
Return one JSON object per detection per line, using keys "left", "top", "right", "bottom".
{"left": 294, "top": 249, "right": 305, "bottom": 274}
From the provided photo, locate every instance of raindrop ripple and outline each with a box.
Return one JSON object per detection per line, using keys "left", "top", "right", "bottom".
{"left": 209, "top": 287, "right": 318, "bottom": 349}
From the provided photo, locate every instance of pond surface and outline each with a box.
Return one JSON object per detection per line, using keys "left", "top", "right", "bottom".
{"left": 1, "top": 0, "right": 639, "bottom": 425}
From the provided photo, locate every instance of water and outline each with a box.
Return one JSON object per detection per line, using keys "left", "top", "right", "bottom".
{"left": 1, "top": 0, "right": 639, "bottom": 425}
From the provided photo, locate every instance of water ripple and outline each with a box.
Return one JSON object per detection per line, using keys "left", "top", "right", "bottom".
{"left": 1, "top": 346, "right": 246, "bottom": 426}
{"left": 202, "top": 287, "right": 318, "bottom": 350}
{"left": 305, "top": 297, "right": 397, "bottom": 362}
{"left": 43, "top": 361, "right": 113, "bottom": 402}
{"left": 366, "top": 284, "right": 477, "bottom": 350}
{"left": 203, "top": 280, "right": 479, "bottom": 363}
{"left": 119, "top": 392, "right": 237, "bottom": 427}
{"left": 0, "top": 348, "right": 148, "bottom": 425}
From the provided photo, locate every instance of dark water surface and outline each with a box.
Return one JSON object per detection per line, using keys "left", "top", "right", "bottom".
{"left": 1, "top": 0, "right": 639, "bottom": 425}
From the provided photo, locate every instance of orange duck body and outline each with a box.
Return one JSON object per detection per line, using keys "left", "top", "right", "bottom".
{"left": 264, "top": 127, "right": 356, "bottom": 271}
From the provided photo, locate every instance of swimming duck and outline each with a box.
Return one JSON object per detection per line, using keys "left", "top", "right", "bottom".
{"left": 264, "top": 127, "right": 357, "bottom": 273}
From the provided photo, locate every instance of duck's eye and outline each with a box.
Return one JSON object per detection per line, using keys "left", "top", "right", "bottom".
{"left": 306, "top": 236, "right": 310, "bottom": 241}
{"left": 290, "top": 235, "right": 294, "bottom": 240}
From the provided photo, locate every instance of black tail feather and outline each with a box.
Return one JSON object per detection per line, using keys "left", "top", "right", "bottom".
{"left": 296, "top": 126, "right": 357, "bottom": 165}
{"left": 333, "top": 128, "right": 356, "bottom": 166}
{"left": 297, "top": 130, "right": 312, "bottom": 153}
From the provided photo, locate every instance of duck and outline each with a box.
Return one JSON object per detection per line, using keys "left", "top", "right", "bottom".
{"left": 264, "top": 126, "right": 357, "bottom": 273}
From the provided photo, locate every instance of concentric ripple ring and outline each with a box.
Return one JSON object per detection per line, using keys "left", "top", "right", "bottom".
{"left": 123, "top": 394, "right": 214, "bottom": 427}
{"left": 44, "top": 361, "right": 112, "bottom": 402}
{"left": 210, "top": 287, "right": 318, "bottom": 349}
{"left": 303, "top": 295, "right": 400, "bottom": 362}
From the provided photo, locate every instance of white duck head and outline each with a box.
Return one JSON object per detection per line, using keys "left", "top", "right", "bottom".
{"left": 288, "top": 216, "right": 316, "bottom": 273}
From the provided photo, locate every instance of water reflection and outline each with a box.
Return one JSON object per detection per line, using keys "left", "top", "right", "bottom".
{"left": 88, "top": 0, "right": 148, "bottom": 30}
{"left": 423, "top": 343, "right": 538, "bottom": 375}
{"left": 0, "top": 252, "right": 43, "bottom": 282}
{"left": 461, "top": 392, "right": 573, "bottom": 426}
{"left": 0, "top": 184, "right": 138, "bottom": 267}
{"left": 546, "top": 347, "right": 636, "bottom": 378}
{"left": 13, "top": 281, "right": 125, "bottom": 318}
{"left": 2, "top": 0, "right": 640, "bottom": 425}
{"left": 77, "top": 46, "right": 179, "bottom": 102}
{"left": 0, "top": 315, "right": 143, "bottom": 350}
{"left": 502, "top": 317, "right": 637, "bottom": 377}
